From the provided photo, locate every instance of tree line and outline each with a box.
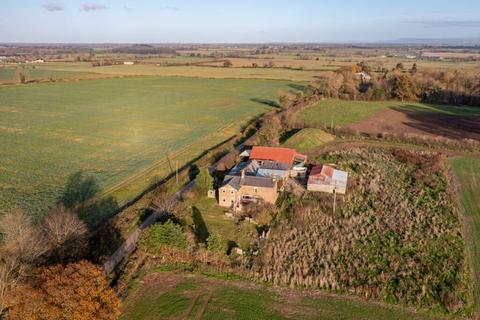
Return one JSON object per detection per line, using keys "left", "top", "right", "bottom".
{"left": 314, "top": 62, "right": 480, "bottom": 106}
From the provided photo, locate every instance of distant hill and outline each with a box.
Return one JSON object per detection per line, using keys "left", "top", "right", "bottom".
{"left": 110, "top": 44, "right": 177, "bottom": 54}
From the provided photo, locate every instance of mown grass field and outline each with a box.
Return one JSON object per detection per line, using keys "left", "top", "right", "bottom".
{"left": 0, "top": 76, "right": 290, "bottom": 219}
{"left": 297, "top": 99, "right": 480, "bottom": 128}
{"left": 282, "top": 128, "right": 335, "bottom": 153}
{"left": 452, "top": 157, "right": 480, "bottom": 314}
{"left": 121, "top": 271, "right": 439, "bottom": 320}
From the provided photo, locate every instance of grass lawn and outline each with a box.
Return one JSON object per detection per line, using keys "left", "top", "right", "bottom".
{"left": 452, "top": 157, "right": 480, "bottom": 314}
{"left": 297, "top": 100, "right": 480, "bottom": 128}
{"left": 121, "top": 271, "right": 440, "bottom": 320}
{"left": 0, "top": 76, "right": 290, "bottom": 220}
{"left": 282, "top": 128, "right": 335, "bottom": 153}
{"left": 179, "top": 194, "right": 257, "bottom": 250}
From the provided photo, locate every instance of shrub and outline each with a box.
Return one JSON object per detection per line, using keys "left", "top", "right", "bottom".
{"left": 140, "top": 221, "right": 187, "bottom": 252}
{"left": 206, "top": 233, "right": 224, "bottom": 253}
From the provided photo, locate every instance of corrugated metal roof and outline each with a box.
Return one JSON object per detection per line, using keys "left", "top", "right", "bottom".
{"left": 308, "top": 164, "right": 348, "bottom": 188}
{"left": 257, "top": 168, "right": 288, "bottom": 179}
{"left": 223, "top": 175, "right": 276, "bottom": 189}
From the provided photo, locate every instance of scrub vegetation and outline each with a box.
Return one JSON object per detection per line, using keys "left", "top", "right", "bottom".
{"left": 259, "top": 148, "right": 471, "bottom": 315}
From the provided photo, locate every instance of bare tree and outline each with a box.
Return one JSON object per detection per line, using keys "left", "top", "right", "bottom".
{"left": 150, "top": 193, "right": 176, "bottom": 214}
{"left": 0, "top": 211, "right": 49, "bottom": 316}
{"left": 41, "top": 206, "right": 88, "bottom": 261}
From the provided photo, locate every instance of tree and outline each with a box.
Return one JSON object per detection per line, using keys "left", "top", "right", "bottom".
{"left": 0, "top": 211, "right": 49, "bottom": 316}
{"left": 257, "top": 115, "right": 281, "bottom": 146}
{"left": 7, "top": 261, "right": 121, "bottom": 320}
{"left": 41, "top": 206, "right": 88, "bottom": 263}
{"left": 195, "top": 167, "right": 214, "bottom": 193}
{"left": 206, "top": 233, "right": 223, "bottom": 253}
{"left": 223, "top": 60, "right": 232, "bottom": 67}
{"left": 394, "top": 62, "right": 404, "bottom": 71}
{"left": 391, "top": 73, "right": 419, "bottom": 102}
{"left": 410, "top": 63, "right": 418, "bottom": 75}
{"left": 14, "top": 67, "right": 27, "bottom": 84}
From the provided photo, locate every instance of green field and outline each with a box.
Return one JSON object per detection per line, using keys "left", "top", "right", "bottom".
{"left": 452, "top": 157, "right": 480, "bottom": 314}
{"left": 121, "top": 271, "right": 439, "bottom": 320}
{"left": 282, "top": 128, "right": 335, "bottom": 153}
{"left": 0, "top": 66, "right": 93, "bottom": 82}
{"left": 0, "top": 76, "right": 289, "bottom": 219}
{"left": 298, "top": 99, "right": 480, "bottom": 128}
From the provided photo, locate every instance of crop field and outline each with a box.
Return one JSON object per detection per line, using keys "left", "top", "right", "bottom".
{"left": 452, "top": 157, "right": 480, "bottom": 314}
{"left": 0, "top": 66, "right": 95, "bottom": 83}
{"left": 34, "top": 62, "right": 318, "bottom": 82}
{"left": 121, "top": 271, "right": 437, "bottom": 320}
{"left": 0, "top": 76, "right": 290, "bottom": 219}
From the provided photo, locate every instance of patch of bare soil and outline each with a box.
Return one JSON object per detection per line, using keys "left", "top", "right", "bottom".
{"left": 346, "top": 108, "right": 480, "bottom": 141}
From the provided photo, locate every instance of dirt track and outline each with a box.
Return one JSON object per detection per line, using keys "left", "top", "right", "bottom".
{"left": 346, "top": 108, "right": 480, "bottom": 140}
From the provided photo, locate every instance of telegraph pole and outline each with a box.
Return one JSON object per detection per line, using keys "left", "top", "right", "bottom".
{"left": 175, "top": 161, "right": 179, "bottom": 184}
{"left": 333, "top": 181, "right": 337, "bottom": 215}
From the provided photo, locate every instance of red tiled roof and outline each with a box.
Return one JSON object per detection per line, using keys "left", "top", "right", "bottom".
{"left": 250, "top": 146, "right": 306, "bottom": 166}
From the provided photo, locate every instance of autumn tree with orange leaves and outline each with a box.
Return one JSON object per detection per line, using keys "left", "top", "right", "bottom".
{"left": 6, "top": 261, "right": 120, "bottom": 320}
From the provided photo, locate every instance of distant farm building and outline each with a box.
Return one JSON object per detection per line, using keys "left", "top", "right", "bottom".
{"left": 123, "top": 61, "right": 135, "bottom": 65}
{"left": 355, "top": 71, "right": 371, "bottom": 82}
{"left": 307, "top": 165, "right": 348, "bottom": 194}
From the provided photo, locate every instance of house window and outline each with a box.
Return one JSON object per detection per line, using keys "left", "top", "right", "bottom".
{"left": 222, "top": 189, "right": 226, "bottom": 193}
{"left": 230, "top": 190, "right": 234, "bottom": 195}
{"left": 223, "top": 199, "right": 226, "bottom": 202}
{"left": 254, "top": 187, "right": 258, "bottom": 193}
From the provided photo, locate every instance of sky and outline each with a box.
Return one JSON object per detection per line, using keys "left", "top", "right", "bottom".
{"left": 2, "top": 0, "right": 480, "bottom": 43}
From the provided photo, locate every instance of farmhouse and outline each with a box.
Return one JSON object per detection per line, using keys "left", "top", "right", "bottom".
{"left": 218, "top": 146, "right": 307, "bottom": 211}
{"left": 307, "top": 165, "right": 348, "bottom": 194}
{"left": 219, "top": 171, "right": 278, "bottom": 211}
{"left": 217, "top": 146, "right": 349, "bottom": 211}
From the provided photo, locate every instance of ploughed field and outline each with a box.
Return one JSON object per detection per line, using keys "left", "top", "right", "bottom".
{"left": 0, "top": 76, "right": 289, "bottom": 218}
{"left": 298, "top": 100, "right": 480, "bottom": 142}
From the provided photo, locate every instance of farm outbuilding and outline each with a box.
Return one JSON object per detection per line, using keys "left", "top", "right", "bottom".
{"left": 307, "top": 165, "right": 348, "bottom": 194}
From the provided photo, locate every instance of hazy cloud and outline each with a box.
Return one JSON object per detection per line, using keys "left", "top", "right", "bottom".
{"left": 42, "top": 2, "right": 63, "bottom": 12}
{"left": 124, "top": 6, "right": 133, "bottom": 12}
{"left": 160, "top": 6, "right": 179, "bottom": 11}
{"left": 81, "top": 3, "right": 107, "bottom": 12}
{"left": 404, "top": 20, "right": 480, "bottom": 28}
